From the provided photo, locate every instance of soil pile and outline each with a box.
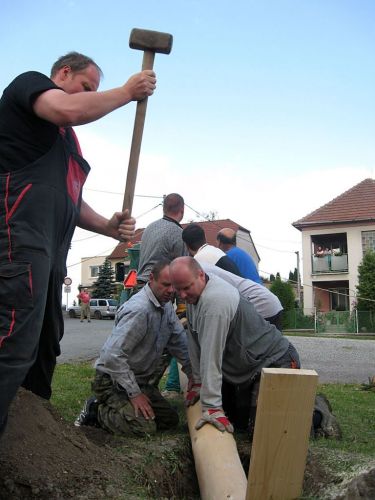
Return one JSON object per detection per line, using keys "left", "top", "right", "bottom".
{"left": 0, "top": 389, "right": 130, "bottom": 499}
{"left": 0, "top": 389, "right": 198, "bottom": 499}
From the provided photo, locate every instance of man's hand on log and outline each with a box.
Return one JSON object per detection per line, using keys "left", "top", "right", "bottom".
{"left": 195, "top": 408, "right": 234, "bottom": 433}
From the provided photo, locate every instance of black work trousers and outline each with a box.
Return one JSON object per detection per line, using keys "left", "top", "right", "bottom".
{"left": 0, "top": 129, "right": 89, "bottom": 436}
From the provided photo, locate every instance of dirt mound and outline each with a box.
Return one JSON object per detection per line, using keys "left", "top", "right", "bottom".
{"left": 335, "top": 467, "right": 375, "bottom": 499}
{"left": 0, "top": 389, "right": 129, "bottom": 499}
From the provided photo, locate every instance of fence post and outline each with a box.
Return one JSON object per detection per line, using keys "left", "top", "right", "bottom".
{"left": 314, "top": 307, "right": 317, "bottom": 334}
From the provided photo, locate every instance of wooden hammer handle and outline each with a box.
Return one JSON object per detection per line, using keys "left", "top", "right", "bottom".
{"left": 122, "top": 50, "right": 155, "bottom": 215}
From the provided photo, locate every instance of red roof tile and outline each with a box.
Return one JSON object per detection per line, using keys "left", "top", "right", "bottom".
{"left": 292, "top": 178, "right": 375, "bottom": 230}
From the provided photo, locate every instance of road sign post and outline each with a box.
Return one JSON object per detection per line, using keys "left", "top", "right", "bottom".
{"left": 63, "top": 277, "right": 72, "bottom": 311}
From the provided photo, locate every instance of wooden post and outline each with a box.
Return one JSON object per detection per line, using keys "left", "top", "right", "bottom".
{"left": 187, "top": 402, "right": 247, "bottom": 500}
{"left": 246, "top": 368, "right": 318, "bottom": 500}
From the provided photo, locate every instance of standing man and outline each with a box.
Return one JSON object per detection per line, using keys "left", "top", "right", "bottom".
{"left": 136, "top": 193, "right": 187, "bottom": 397}
{"left": 217, "top": 228, "right": 262, "bottom": 283}
{"left": 182, "top": 223, "right": 241, "bottom": 275}
{"left": 77, "top": 288, "right": 91, "bottom": 323}
{"left": 137, "top": 193, "right": 186, "bottom": 284}
{"left": 76, "top": 260, "right": 192, "bottom": 437}
{"left": 0, "top": 51, "right": 156, "bottom": 436}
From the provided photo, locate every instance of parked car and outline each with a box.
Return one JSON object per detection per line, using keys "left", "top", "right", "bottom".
{"left": 68, "top": 298, "right": 118, "bottom": 320}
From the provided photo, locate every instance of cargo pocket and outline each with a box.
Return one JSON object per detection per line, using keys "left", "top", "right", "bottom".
{"left": 0, "top": 262, "right": 33, "bottom": 309}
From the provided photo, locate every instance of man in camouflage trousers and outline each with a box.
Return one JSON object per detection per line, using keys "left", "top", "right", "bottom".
{"left": 75, "top": 260, "right": 192, "bottom": 437}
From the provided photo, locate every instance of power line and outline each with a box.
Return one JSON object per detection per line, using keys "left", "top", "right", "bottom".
{"left": 183, "top": 202, "right": 298, "bottom": 256}
{"left": 85, "top": 188, "right": 163, "bottom": 199}
{"left": 71, "top": 202, "right": 162, "bottom": 244}
{"left": 79, "top": 189, "right": 298, "bottom": 258}
{"left": 69, "top": 195, "right": 375, "bottom": 306}
{"left": 259, "top": 269, "right": 375, "bottom": 305}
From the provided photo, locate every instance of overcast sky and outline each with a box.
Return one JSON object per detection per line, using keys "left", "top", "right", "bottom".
{"left": 2, "top": 0, "right": 374, "bottom": 302}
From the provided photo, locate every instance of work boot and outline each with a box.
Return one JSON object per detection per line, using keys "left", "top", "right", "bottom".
{"left": 74, "top": 396, "right": 99, "bottom": 427}
{"left": 312, "top": 393, "right": 342, "bottom": 439}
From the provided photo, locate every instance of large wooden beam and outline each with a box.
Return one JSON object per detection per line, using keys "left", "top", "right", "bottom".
{"left": 187, "top": 402, "right": 247, "bottom": 500}
{"left": 246, "top": 368, "right": 318, "bottom": 500}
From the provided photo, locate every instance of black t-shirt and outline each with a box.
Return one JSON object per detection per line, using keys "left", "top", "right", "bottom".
{"left": 216, "top": 255, "right": 242, "bottom": 276}
{"left": 0, "top": 71, "right": 60, "bottom": 172}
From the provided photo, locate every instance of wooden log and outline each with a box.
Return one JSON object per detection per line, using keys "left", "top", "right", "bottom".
{"left": 187, "top": 402, "right": 247, "bottom": 500}
{"left": 246, "top": 368, "right": 318, "bottom": 500}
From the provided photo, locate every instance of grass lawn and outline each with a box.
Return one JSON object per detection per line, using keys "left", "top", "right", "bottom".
{"left": 51, "top": 362, "right": 375, "bottom": 497}
{"left": 51, "top": 362, "right": 95, "bottom": 423}
{"left": 51, "top": 362, "right": 375, "bottom": 454}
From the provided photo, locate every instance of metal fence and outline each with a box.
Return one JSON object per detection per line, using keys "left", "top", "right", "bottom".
{"left": 283, "top": 309, "right": 375, "bottom": 334}
{"left": 282, "top": 309, "right": 316, "bottom": 331}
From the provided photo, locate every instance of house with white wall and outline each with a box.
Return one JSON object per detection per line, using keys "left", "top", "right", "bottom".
{"left": 292, "top": 178, "right": 375, "bottom": 314}
{"left": 80, "top": 255, "right": 108, "bottom": 289}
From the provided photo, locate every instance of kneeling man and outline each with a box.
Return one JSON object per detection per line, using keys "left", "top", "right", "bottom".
{"left": 76, "top": 259, "right": 192, "bottom": 437}
{"left": 169, "top": 257, "right": 300, "bottom": 434}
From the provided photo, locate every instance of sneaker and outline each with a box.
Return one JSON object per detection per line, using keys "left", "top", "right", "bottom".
{"left": 74, "top": 396, "right": 99, "bottom": 427}
{"left": 313, "top": 393, "right": 342, "bottom": 439}
{"left": 161, "top": 390, "right": 181, "bottom": 399}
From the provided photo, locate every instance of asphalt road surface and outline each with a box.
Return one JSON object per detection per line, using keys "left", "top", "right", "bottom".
{"left": 59, "top": 316, "right": 375, "bottom": 384}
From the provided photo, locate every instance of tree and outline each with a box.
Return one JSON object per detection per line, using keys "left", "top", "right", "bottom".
{"left": 270, "top": 277, "right": 296, "bottom": 328}
{"left": 356, "top": 250, "right": 375, "bottom": 312}
{"left": 270, "top": 277, "right": 295, "bottom": 311}
{"left": 92, "top": 258, "right": 116, "bottom": 298}
{"left": 200, "top": 210, "right": 218, "bottom": 221}
{"left": 288, "top": 268, "right": 298, "bottom": 283}
{"left": 269, "top": 273, "right": 276, "bottom": 282}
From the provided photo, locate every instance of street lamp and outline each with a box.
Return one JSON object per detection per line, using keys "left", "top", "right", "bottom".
{"left": 295, "top": 251, "right": 301, "bottom": 308}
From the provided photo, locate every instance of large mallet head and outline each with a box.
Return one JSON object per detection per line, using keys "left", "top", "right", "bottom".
{"left": 129, "top": 28, "right": 173, "bottom": 58}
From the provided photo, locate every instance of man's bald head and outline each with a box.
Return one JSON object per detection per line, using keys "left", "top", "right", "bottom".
{"left": 170, "top": 256, "right": 202, "bottom": 275}
{"left": 170, "top": 257, "right": 206, "bottom": 304}
{"left": 217, "top": 228, "right": 236, "bottom": 251}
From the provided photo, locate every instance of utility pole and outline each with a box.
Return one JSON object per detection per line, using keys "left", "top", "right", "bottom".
{"left": 295, "top": 251, "right": 301, "bottom": 308}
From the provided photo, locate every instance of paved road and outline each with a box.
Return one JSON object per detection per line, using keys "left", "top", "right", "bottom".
{"left": 59, "top": 316, "right": 375, "bottom": 384}
{"left": 59, "top": 316, "right": 113, "bottom": 364}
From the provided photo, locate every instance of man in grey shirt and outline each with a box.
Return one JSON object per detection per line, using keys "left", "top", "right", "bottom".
{"left": 76, "top": 260, "right": 192, "bottom": 437}
{"left": 137, "top": 193, "right": 186, "bottom": 283}
{"left": 136, "top": 193, "right": 187, "bottom": 397}
{"left": 169, "top": 257, "right": 300, "bottom": 434}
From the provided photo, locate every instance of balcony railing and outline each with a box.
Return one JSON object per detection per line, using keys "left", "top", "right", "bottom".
{"left": 312, "top": 253, "right": 348, "bottom": 274}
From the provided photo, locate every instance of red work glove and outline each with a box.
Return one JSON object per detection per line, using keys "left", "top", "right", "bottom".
{"left": 195, "top": 408, "right": 234, "bottom": 433}
{"left": 185, "top": 383, "right": 201, "bottom": 407}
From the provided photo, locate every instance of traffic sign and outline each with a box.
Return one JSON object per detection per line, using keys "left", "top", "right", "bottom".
{"left": 64, "top": 277, "right": 72, "bottom": 286}
{"left": 64, "top": 286, "right": 71, "bottom": 293}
